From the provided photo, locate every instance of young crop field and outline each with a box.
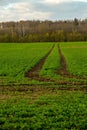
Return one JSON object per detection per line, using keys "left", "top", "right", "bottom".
{"left": 0, "top": 42, "right": 87, "bottom": 129}
{"left": 0, "top": 42, "right": 87, "bottom": 86}
{"left": 0, "top": 43, "right": 53, "bottom": 85}
{"left": 0, "top": 90, "right": 87, "bottom": 130}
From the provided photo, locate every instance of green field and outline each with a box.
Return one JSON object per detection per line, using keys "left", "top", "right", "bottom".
{"left": 0, "top": 42, "right": 87, "bottom": 129}
{"left": 0, "top": 43, "right": 53, "bottom": 85}
{"left": 0, "top": 90, "right": 87, "bottom": 130}
{"left": 0, "top": 42, "right": 87, "bottom": 85}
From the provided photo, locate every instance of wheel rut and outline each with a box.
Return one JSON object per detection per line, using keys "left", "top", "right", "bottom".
{"left": 25, "top": 43, "right": 87, "bottom": 86}
{"left": 0, "top": 44, "right": 87, "bottom": 91}
{"left": 57, "top": 44, "right": 69, "bottom": 76}
{"left": 25, "top": 44, "right": 55, "bottom": 82}
{"left": 57, "top": 44, "right": 87, "bottom": 83}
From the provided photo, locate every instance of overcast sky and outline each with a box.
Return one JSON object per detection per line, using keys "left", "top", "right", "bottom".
{"left": 0, "top": 0, "right": 87, "bottom": 22}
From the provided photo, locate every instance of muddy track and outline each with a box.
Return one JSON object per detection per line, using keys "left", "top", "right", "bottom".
{"left": 25, "top": 44, "right": 55, "bottom": 82}
{"left": 57, "top": 44, "right": 87, "bottom": 82}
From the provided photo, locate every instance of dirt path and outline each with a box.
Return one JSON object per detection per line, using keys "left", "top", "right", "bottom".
{"left": 25, "top": 44, "right": 55, "bottom": 82}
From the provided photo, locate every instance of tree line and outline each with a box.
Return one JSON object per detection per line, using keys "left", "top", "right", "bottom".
{"left": 0, "top": 18, "right": 87, "bottom": 43}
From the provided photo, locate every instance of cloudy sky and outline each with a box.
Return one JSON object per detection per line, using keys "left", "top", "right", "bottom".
{"left": 0, "top": 0, "right": 87, "bottom": 22}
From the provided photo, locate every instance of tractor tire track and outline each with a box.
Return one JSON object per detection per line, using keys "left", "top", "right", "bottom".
{"left": 25, "top": 44, "right": 55, "bottom": 82}
{"left": 25, "top": 43, "right": 87, "bottom": 86}
{"left": 57, "top": 44, "right": 87, "bottom": 84}
{"left": 0, "top": 44, "right": 87, "bottom": 89}
{"left": 57, "top": 44, "right": 69, "bottom": 76}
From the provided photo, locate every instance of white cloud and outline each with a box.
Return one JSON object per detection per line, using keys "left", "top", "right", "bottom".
{"left": 0, "top": 0, "right": 87, "bottom": 22}
{"left": 42, "top": 0, "right": 87, "bottom": 4}
{"left": 73, "top": 0, "right": 87, "bottom": 1}
{"left": 4, "top": 2, "right": 34, "bottom": 11}
{"left": 0, "top": 1, "right": 51, "bottom": 22}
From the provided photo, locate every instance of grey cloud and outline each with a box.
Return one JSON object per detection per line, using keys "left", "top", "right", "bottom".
{"left": 51, "top": 2, "right": 87, "bottom": 19}
{"left": 36, "top": 1, "right": 87, "bottom": 20}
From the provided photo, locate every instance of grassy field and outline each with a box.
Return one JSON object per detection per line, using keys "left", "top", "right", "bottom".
{"left": 0, "top": 42, "right": 87, "bottom": 129}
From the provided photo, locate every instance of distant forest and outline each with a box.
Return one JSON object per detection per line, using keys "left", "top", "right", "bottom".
{"left": 0, "top": 18, "right": 87, "bottom": 42}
